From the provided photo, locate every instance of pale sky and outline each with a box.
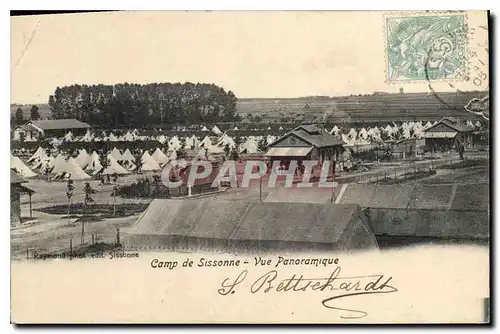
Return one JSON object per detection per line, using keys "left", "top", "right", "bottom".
{"left": 11, "top": 11, "right": 489, "bottom": 104}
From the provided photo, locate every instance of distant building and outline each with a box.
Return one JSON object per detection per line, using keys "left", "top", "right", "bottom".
{"left": 265, "top": 124, "right": 345, "bottom": 165}
{"left": 392, "top": 138, "right": 425, "bottom": 160}
{"left": 12, "top": 119, "right": 92, "bottom": 140}
{"left": 423, "top": 117, "right": 474, "bottom": 152}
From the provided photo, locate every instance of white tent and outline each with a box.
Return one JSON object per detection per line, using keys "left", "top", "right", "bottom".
{"left": 58, "top": 158, "right": 91, "bottom": 180}
{"left": 212, "top": 125, "right": 222, "bottom": 135}
{"left": 358, "top": 128, "right": 368, "bottom": 140}
{"left": 391, "top": 124, "right": 400, "bottom": 136}
{"left": 85, "top": 151, "right": 103, "bottom": 174}
{"left": 27, "top": 147, "right": 46, "bottom": 163}
{"left": 266, "top": 135, "right": 277, "bottom": 145}
{"left": 51, "top": 137, "right": 63, "bottom": 148}
{"left": 367, "top": 127, "right": 381, "bottom": 141}
{"left": 185, "top": 135, "right": 199, "bottom": 149}
{"left": 80, "top": 129, "right": 94, "bottom": 142}
{"left": 239, "top": 138, "right": 259, "bottom": 154}
{"left": 11, "top": 156, "right": 37, "bottom": 178}
{"left": 108, "top": 132, "right": 119, "bottom": 142}
{"left": 140, "top": 151, "right": 161, "bottom": 171}
{"left": 342, "top": 134, "right": 355, "bottom": 146}
{"left": 278, "top": 126, "right": 284, "bottom": 131}
{"left": 168, "top": 136, "right": 182, "bottom": 151}
{"left": 475, "top": 121, "right": 482, "bottom": 128}
{"left": 233, "top": 126, "right": 239, "bottom": 131}
{"left": 201, "top": 125, "right": 209, "bottom": 132}
{"left": 121, "top": 130, "right": 136, "bottom": 141}
{"left": 51, "top": 154, "right": 68, "bottom": 174}
{"left": 152, "top": 148, "right": 169, "bottom": 165}
{"left": 120, "top": 149, "right": 137, "bottom": 171}
{"left": 206, "top": 145, "right": 224, "bottom": 154}
{"left": 75, "top": 149, "right": 91, "bottom": 169}
{"left": 64, "top": 131, "right": 73, "bottom": 142}
{"left": 423, "top": 121, "right": 433, "bottom": 129}
{"left": 30, "top": 153, "right": 47, "bottom": 170}
{"left": 37, "top": 155, "right": 55, "bottom": 174}
{"left": 200, "top": 136, "right": 212, "bottom": 148}
{"left": 110, "top": 147, "right": 123, "bottom": 161}
{"left": 157, "top": 135, "right": 167, "bottom": 144}
{"left": 217, "top": 133, "right": 236, "bottom": 149}
{"left": 330, "top": 125, "right": 340, "bottom": 136}
{"left": 122, "top": 148, "right": 136, "bottom": 162}
{"left": 102, "top": 156, "right": 130, "bottom": 175}
{"left": 347, "top": 128, "right": 358, "bottom": 140}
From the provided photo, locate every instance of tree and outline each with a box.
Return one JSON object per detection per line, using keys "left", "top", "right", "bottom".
{"left": 111, "top": 183, "right": 119, "bottom": 216}
{"left": 18, "top": 131, "right": 26, "bottom": 145}
{"left": 15, "top": 107, "right": 24, "bottom": 125}
{"left": 48, "top": 82, "right": 240, "bottom": 127}
{"left": 30, "top": 105, "right": 40, "bottom": 120}
{"left": 66, "top": 180, "right": 75, "bottom": 224}
{"left": 81, "top": 182, "right": 96, "bottom": 243}
{"left": 380, "top": 131, "right": 391, "bottom": 142}
{"left": 224, "top": 144, "right": 231, "bottom": 157}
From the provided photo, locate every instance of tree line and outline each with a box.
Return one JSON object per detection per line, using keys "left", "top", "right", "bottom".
{"left": 48, "top": 82, "right": 240, "bottom": 128}
{"left": 11, "top": 105, "right": 40, "bottom": 126}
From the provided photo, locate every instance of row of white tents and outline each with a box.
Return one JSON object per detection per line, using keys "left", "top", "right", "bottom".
{"left": 37, "top": 120, "right": 485, "bottom": 147}
{"left": 12, "top": 134, "right": 264, "bottom": 181}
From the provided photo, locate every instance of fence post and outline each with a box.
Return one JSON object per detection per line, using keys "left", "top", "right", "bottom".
{"left": 81, "top": 221, "right": 85, "bottom": 244}
{"left": 26, "top": 247, "right": 29, "bottom": 260}
{"left": 116, "top": 228, "right": 120, "bottom": 246}
{"left": 92, "top": 233, "right": 95, "bottom": 246}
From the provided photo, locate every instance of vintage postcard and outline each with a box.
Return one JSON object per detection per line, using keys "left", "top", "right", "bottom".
{"left": 10, "top": 10, "right": 490, "bottom": 324}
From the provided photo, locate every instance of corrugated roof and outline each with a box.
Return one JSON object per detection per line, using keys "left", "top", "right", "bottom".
{"left": 232, "top": 202, "right": 359, "bottom": 243}
{"left": 31, "top": 119, "right": 91, "bottom": 130}
{"left": 129, "top": 199, "right": 369, "bottom": 245}
{"left": 292, "top": 127, "right": 345, "bottom": 148}
{"left": 425, "top": 117, "right": 474, "bottom": 133}
{"left": 265, "top": 186, "right": 333, "bottom": 204}
{"left": 269, "top": 125, "right": 345, "bottom": 148}
{"left": 338, "top": 183, "right": 489, "bottom": 211}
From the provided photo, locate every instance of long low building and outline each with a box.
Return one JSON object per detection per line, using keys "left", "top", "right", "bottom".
{"left": 122, "top": 199, "right": 378, "bottom": 253}
{"left": 264, "top": 183, "right": 489, "bottom": 245}
{"left": 13, "top": 119, "right": 92, "bottom": 140}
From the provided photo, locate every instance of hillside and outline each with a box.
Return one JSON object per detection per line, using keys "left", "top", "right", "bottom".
{"left": 10, "top": 91, "right": 487, "bottom": 125}
{"left": 236, "top": 91, "right": 488, "bottom": 124}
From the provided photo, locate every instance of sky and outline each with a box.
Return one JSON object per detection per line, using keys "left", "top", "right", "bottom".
{"left": 11, "top": 11, "right": 489, "bottom": 104}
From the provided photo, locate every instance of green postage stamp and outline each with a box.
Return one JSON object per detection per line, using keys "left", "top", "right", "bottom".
{"left": 385, "top": 13, "right": 468, "bottom": 82}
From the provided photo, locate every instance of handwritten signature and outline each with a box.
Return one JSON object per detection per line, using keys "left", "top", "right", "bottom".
{"left": 218, "top": 266, "right": 398, "bottom": 319}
